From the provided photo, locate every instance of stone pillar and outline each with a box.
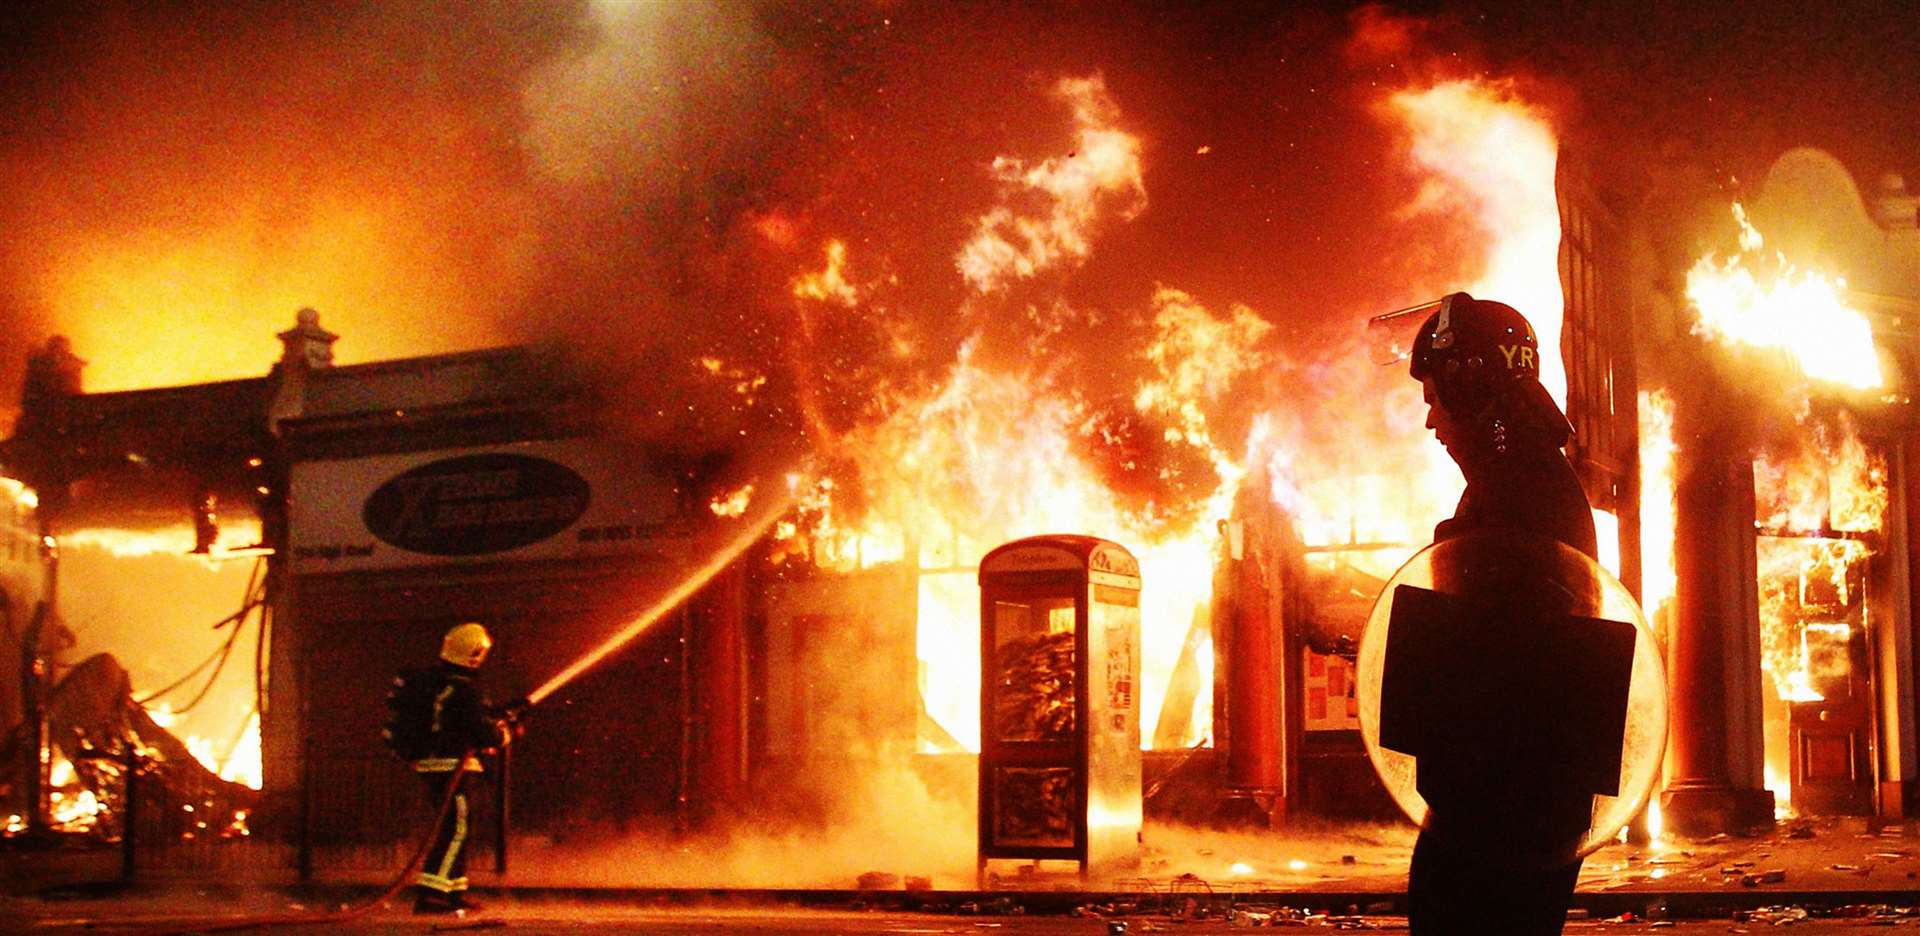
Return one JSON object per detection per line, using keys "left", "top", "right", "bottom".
{"left": 1661, "top": 403, "right": 1774, "bottom": 835}
{"left": 1883, "top": 439, "right": 1920, "bottom": 819}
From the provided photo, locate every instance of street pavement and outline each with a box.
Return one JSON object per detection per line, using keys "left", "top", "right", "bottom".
{"left": 15, "top": 905, "right": 1920, "bottom": 935}
{"left": 7, "top": 815, "right": 1920, "bottom": 934}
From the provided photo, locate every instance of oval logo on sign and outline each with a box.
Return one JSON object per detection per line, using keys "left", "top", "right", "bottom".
{"left": 363, "top": 453, "right": 591, "bottom": 556}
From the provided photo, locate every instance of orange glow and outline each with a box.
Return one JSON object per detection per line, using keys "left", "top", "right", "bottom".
{"left": 1686, "top": 203, "right": 1883, "bottom": 390}
{"left": 38, "top": 210, "right": 522, "bottom": 392}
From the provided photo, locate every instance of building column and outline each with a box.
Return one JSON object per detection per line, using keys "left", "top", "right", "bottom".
{"left": 1882, "top": 439, "right": 1920, "bottom": 819}
{"left": 1661, "top": 405, "right": 1774, "bottom": 835}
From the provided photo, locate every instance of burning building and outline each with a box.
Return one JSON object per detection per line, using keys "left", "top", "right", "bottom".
{"left": 0, "top": 3, "right": 1916, "bottom": 885}
{"left": 1634, "top": 150, "right": 1920, "bottom": 833}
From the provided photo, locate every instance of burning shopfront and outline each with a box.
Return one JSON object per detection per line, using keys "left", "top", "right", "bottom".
{"left": 0, "top": 314, "right": 779, "bottom": 870}
{"left": 1635, "top": 149, "right": 1920, "bottom": 833}
{"left": 0, "top": 70, "right": 1916, "bottom": 885}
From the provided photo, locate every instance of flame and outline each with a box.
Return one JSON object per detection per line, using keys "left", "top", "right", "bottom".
{"left": 956, "top": 75, "right": 1146, "bottom": 293}
{"left": 1135, "top": 287, "right": 1273, "bottom": 458}
{"left": 710, "top": 484, "right": 754, "bottom": 518}
{"left": 49, "top": 755, "right": 75, "bottom": 788}
{"left": 1686, "top": 203, "right": 1882, "bottom": 389}
{"left": 1765, "top": 764, "right": 1795, "bottom": 819}
{"left": 1755, "top": 413, "right": 1887, "bottom": 534}
{"left": 698, "top": 356, "right": 769, "bottom": 400}
{"left": 1267, "top": 77, "right": 1565, "bottom": 567}
{"left": 182, "top": 712, "right": 263, "bottom": 790}
{"left": 0, "top": 478, "right": 39, "bottom": 511}
{"left": 797, "top": 73, "right": 1567, "bottom": 757}
{"left": 1638, "top": 391, "right": 1677, "bottom": 636}
{"left": 146, "top": 702, "right": 180, "bottom": 729}
{"left": 1758, "top": 537, "right": 1868, "bottom": 704}
{"left": 146, "top": 703, "right": 263, "bottom": 789}
{"left": 46, "top": 754, "right": 106, "bottom": 832}
{"left": 50, "top": 788, "right": 102, "bottom": 831}
{"left": 57, "top": 519, "right": 265, "bottom": 559}
{"left": 842, "top": 340, "right": 1239, "bottom": 750}
{"left": 1753, "top": 417, "right": 1881, "bottom": 764}
{"left": 792, "top": 241, "right": 861, "bottom": 307}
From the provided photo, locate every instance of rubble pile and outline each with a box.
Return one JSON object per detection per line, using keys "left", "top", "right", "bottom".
{"left": 0, "top": 653, "right": 256, "bottom": 843}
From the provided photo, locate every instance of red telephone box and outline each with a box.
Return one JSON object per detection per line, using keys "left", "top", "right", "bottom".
{"left": 977, "top": 535, "right": 1142, "bottom": 882}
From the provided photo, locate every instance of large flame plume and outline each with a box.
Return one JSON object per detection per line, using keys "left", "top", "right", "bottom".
{"left": 779, "top": 70, "right": 1572, "bottom": 755}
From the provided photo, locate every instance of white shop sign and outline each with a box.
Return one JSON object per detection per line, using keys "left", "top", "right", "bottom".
{"left": 289, "top": 439, "right": 683, "bottom": 573}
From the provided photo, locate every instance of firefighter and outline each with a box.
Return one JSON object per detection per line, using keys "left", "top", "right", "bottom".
{"left": 393, "top": 622, "right": 512, "bottom": 915}
{"left": 1405, "top": 293, "right": 1597, "bottom": 935}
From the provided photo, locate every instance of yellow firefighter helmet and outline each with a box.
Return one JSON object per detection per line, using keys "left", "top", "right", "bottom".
{"left": 440, "top": 622, "right": 493, "bottom": 669}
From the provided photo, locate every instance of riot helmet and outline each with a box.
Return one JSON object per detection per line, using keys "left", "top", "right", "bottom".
{"left": 441, "top": 622, "right": 493, "bottom": 669}
{"left": 1409, "top": 293, "right": 1541, "bottom": 405}
{"left": 1407, "top": 292, "right": 1569, "bottom": 452}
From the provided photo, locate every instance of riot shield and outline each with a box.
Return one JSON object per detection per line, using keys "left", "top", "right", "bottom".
{"left": 1357, "top": 532, "right": 1667, "bottom": 858}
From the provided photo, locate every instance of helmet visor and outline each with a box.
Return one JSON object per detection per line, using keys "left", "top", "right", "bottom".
{"left": 1366, "top": 296, "right": 1449, "bottom": 366}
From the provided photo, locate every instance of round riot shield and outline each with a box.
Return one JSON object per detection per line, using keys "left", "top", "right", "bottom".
{"left": 1356, "top": 531, "right": 1666, "bottom": 859}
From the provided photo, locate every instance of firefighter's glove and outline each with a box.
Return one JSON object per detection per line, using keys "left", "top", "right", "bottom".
{"left": 490, "top": 696, "right": 532, "bottom": 743}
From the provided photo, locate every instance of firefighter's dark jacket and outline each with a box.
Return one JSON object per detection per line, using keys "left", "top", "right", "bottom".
{"left": 411, "top": 661, "right": 504, "bottom": 773}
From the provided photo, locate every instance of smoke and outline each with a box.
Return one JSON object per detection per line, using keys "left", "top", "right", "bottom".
{"left": 508, "top": 757, "right": 977, "bottom": 889}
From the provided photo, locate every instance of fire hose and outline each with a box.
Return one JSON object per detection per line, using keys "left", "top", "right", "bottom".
{"left": 137, "top": 761, "right": 472, "bottom": 935}
{"left": 524, "top": 481, "right": 796, "bottom": 706}
{"left": 127, "top": 476, "right": 799, "bottom": 933}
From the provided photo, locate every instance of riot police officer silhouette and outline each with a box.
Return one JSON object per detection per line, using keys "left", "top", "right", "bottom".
{"left": 1405, "top": 293, "right": 1598, "bottom": 935}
